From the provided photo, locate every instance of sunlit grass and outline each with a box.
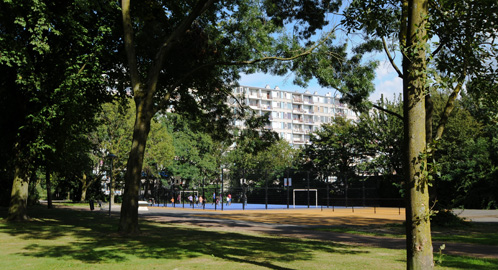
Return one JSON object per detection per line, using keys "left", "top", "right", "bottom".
{"left": 314, "top": 222, "right": 498, "bottom": 247}
{"left": 0, "top": 205, "right": 497, "bottom": 270}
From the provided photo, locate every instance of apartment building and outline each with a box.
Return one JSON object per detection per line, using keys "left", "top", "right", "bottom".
{"left": 230, "top": 85, "right": 357, "bottom": 147}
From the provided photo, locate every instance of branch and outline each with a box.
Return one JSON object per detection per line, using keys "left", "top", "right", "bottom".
{"left": 77, "top": 62, "right": 87, "bottom": 75}
{"left": 121, "top": 0, "right": 141, "bottom": 96}
{"left": 146, "top": 0, "right": 217, "bottom": 98}
{"left": 155, "top": 27, "right": 336, "bottom": 111}
{"left": 382, "top": 36, "right": 403, "bottom": 78}
{"left": 182, "top": 28, "right": 334, "bottom": 87}
{"left": 372, "top": 104, "right": 404, "bottom": 121}
{"left": 428, "top": 0, "right": 447, "bottom": 59}
{"left": 220, "top": 88, "right": 247, "bottom": 113}
{"left": 434, "top": 70, "right": 466, "bottom": 141}
{"left": 153, "top": 92, "right": 171, "bottom": 114}
{"left": 431, "top": 43, "right": 444, "bottom": 58}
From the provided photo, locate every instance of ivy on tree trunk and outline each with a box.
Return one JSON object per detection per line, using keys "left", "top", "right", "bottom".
{"left": 403, "top": 0, "right": 433, "bottom": 269}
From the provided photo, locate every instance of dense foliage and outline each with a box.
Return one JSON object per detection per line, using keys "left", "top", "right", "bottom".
{"left": 0, "top": 0, "right": 118, "bottom": 216}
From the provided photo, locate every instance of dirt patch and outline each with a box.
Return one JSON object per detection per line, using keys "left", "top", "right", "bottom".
{"left": 192, "top": 207, "right": 405, "bottom": 226}
{"left": 143, "top": 207, "right": 498, "bottom": 259}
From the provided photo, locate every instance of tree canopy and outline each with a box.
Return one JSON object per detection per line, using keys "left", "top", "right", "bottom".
{"left": 0, "top": 0, "right": 118, "bottom": 219}
{"left": 116, "top": 0, "right": 362, "bottom": 234}
{"left": 339, "top": 1, "right": 498, "bottom": 268}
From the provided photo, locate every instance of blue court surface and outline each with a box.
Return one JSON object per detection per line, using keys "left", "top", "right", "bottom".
{"left": 149, "top": 202, "right": 346, "bottom": 211}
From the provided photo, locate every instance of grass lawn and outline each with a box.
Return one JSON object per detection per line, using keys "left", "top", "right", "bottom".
{"left": 1, "top": 205, "right": 497, "bottom": 270}
{"left": 313, "top": 222, "right": 498, "bottom": 247}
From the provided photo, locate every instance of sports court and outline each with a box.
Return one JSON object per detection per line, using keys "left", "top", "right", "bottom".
{"left": 147, "top": 203, "right": 406, "bottom": 226}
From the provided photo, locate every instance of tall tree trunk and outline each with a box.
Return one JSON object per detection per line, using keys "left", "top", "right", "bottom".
{"left": 404, "top": 0, "right": 433, "bottom": 269}
{"left": 46, "top": 169, "right": 53, "bottom": 209}
{"left": 8, "top": 163, "right": 30, "bottom": 221}
{"left": 118, "top": 98, "right": 152, "bottom": 234}
{"left": 118, "top": 0, "right": 214, "bottom": 234}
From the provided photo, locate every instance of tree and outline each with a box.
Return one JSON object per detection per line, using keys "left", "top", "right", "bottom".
{"left": 163, "top": 113, "right": 217, "bottom": 189}
{"left": 88, "top": 100, "right": 134, "bottom": 203}
{"left": 89, "top": 99, "right": 175, "bottom": 202}
{"left": 117, "top": 0, "right": 345, "bottom": 234}
{"left": 0, "top": 0, "right": 117, "bottom": 220}
{"left": 141, "top": 115, "right": 175, "bottom": 199}
{"left": 434, "top": 82, "right": 498, "bottom": 209}
{"left": 303, "top": 117, "right": 373, "bottom": 192}
{"left": 358, "top": 96, "right": 404, "bottom": 180}
{"left": 255, "top": 139, "right": 299, "bottom": 179}
{"left": 336, "top": 1, "right": 498, "bottom": 268}
{"left": 225, "top": 110, "right": 279, "bottom": 171}
{"left": 459, "top": 79, "right": 498, "bottom": 208}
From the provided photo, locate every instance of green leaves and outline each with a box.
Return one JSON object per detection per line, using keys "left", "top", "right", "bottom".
{"left": 1, "top": 0, "right": 119, "bottom": 198}
{"left": 161, "top": 113, "right": 217, "bottom": 187}
{"left": 303, "top": 117, "right": 369, "bottom": 180}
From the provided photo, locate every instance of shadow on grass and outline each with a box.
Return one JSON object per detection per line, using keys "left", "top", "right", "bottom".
{"left": 0, "top": 206, "right": 363, "bottom": 269}
{"left": 437, "top": 255, "right": 498, "bottom": 270}
{"left": 2, "top": 206, "right": 497, "bottom": 269}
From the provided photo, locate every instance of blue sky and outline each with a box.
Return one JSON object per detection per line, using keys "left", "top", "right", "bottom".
{"left": 238, "top": 58, "right": 403, "bottom": 103}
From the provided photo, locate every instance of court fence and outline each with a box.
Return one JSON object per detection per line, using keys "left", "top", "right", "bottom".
{"left": 140, "top": 169, "right": 405, "bottom": 211}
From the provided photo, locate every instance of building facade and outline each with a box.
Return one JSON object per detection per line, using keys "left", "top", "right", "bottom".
{"left": 230, "top": 85, "right": 357, "bottom": 147}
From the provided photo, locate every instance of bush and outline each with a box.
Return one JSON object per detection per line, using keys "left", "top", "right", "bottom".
{"left": 114, "top": 195, "right": 122, "bottom": 203}
{"left": 431, "top": 209, "right": 468, "bottom": 227}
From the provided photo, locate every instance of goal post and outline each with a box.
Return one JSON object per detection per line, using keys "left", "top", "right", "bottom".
{"left": 293, "top": 189, "right": 318, "bottom": 208}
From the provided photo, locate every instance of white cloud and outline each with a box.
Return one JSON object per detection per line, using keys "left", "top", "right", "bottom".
{"left": 375, "top": 60, "right": 394, "bottom": 79}
{"left": 368, "top": 59, "right": 403, "bottom": 102}
{"left": 238, "top": 72, "right": 294, "bottom": 89}
{"left": 370, "top": 76, "right": 403, "bottom": 102}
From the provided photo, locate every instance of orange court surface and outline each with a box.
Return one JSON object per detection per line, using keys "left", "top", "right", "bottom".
{"left": 189, "top": 207, "right": 406, "bottom": 226}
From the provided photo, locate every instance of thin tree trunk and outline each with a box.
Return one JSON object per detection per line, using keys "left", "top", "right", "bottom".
{"left": 404, "top": 0, "right": 433, "bottom": 269}
{"left": 46, "top": 169, "right": 53, "bottom": 209}
{"left": 109, "top": 171, "right": 115, "bottom": 204}
{"left": 144, "top": 172, "right": 150, "bottom": 200}
{"left": 425, "top": 94, "right": 433, "bottom": 143}
{"left": 435, "top": 78, "right": 465, "bottom": 141}
{"left": 80, "top": 172, "right": 89, "bottom": 202}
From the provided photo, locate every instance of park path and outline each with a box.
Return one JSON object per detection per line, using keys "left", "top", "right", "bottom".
{"left": 139, "top": 207, "right": 498, "bottom": 260}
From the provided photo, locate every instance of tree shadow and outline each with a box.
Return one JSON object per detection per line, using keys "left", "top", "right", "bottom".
{"left": 0, "top": 206, "right": 366, "bottom": 269}
{"left": 437, "top": 255, "right": 498, "bottom": 270}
